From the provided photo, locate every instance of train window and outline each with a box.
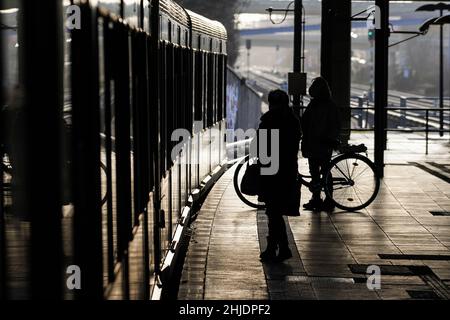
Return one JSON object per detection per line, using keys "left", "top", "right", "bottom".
{"left": 214, "top": 54, "right": 218, "bottom": 123}
{"left": 213, "top": 53, "right": 217, "bottom": 124}
{"left": 185, "top": 30, "right": 189, "bottom": 47}
{"left": 216, "top": 54, "right": 220, "bottom": 121}
{"left": 194, "top": 51, "right": 203, "bottom": 122}
{"left": 184, "top": 48, "right": 193, "bottom": 132}
{"left": 177, "top": 26, "right": 181, "bottom": 46}
{"left": 202, "top": 52, "right": 207, "bottom": 128}
{"left": 217, "top": 55, "right": 224, "bottom": 121}
{"left": 145, "top": 0, "right": 151, "bottom": 33}
{"left": 147, "top": 34, "right": 157, "bottom": 190}
{"left": 159, "top": 42, "right": 167, "bottom": 175}
{"left": 98, "top": 0, "right": 121, "bottom": 15}
{"left": 206, "top": 52, "right": 213, "bottom": 127}
{"left": 123, "top": 0, "right": 139, "bottom": 28}
{"left": 173, "top": 24, "right": 177, "bottom": 44}
{"left": 166, "top": 44, "right": 174, "bottom": 169}
{"left": 143, "top": 0, "right": 150, "bottom": 33}
{"left": 160, "top": 15, "right": 169, "bottom": 40}
{"left": 175, "top": 47, "right": 183, "bottom": 131}
{"left": 168, "top": 20, "right": 171, "bottom": 42}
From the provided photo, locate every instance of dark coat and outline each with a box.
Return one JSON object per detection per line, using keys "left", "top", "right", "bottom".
{"left": 301, "top": 97, "right": 340, "bottom": 160}
{"left": 256, "top": 105, "right": 302, "bottom": 216}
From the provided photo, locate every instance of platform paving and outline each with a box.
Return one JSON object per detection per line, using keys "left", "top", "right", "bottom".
{"left": 178, "top": 133, "right": 450, "bottom": 300}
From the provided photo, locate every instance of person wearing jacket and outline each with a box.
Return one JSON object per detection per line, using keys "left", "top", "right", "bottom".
{"left": 301, "top": 77, "right": 341, "bottom": 212}
{"left": 257, "top": 89, "right": 302, "bottom": 262}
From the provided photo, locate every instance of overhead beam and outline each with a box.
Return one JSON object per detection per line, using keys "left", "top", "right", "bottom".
{"left": 321, "top": 0, "right": 352, "bottom": 143}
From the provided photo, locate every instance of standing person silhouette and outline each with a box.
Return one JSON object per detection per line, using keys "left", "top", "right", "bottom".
{"left": 257, "top": 90, "right": 302, "bottom": 262}
{"left": 301, "top": 77, "right": 341, "bottom": 212}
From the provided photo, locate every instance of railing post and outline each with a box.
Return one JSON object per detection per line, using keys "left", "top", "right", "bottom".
{"left": 400, "top": 97, "right": 407, "bottom": 127}
{"left": 358, "top": 97, "right": 364, "bottom": 128}
{"left": 365, "top": 98, "right": 370, "bottom": 129}
{"left": 234, "top": 137, "right": 238, "bottom": 160}
{"left": 426, "top": 109, "right": 429, "bottom": 155}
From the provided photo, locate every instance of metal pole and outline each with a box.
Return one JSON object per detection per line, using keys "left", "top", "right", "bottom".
{"left": 426, "top": 110, "right": 429, "bottom": 155}
{"left": 293, "top": 0, "right": 302, "bottom": 115}
{"left": 440, "top": 9, "right": 444, "bottom": 137}
{"left": 374, "top": 0, "right": 389, "bottom": 178}
{"left": 0, "top": 3, "right": 6, "bottom": 298}
{"left": 247, "top": 49, "right": 250, "bottom": 79}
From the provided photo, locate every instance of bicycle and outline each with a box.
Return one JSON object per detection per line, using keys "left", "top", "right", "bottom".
{"left": 233, "top": 144, "right": 381, "bottom": 212}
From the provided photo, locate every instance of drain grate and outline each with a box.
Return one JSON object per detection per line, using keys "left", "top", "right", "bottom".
{"left": 349, "top": 264, "right": 419, "bottom": 276}
{"left": 350, "top": 264, "right": 450, "bottom": 300}
{"left": 379, "top": 254, "right": 450, "bottom": 261}
{"left": 430, "top": 211, "right": 450, "bottom": 216}
{"left": 353, "top": 277, "right": 368, "bottom": 284}
{"left": 286, "top": 276, "right": 355, "bottom": 284}
{"left": 407, "top": 290, "right": 442, "bottom": 300}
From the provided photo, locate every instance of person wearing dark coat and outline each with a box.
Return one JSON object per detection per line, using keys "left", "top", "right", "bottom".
{"left": 301, "top": 77, "right": 341, "bottom": 212}
{"left": 256, "top": 89, "right": 302, "bottom": 262}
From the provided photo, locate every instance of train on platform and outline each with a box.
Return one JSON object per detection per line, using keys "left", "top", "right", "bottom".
{"left": 0, "top": 0, "right": 227, "bottom": 300}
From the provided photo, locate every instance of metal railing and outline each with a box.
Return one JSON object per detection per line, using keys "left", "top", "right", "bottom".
{"left": 349, "top": 106, "right": 450, "bottom": 155}
{"left": 226, "top": 138, "right": 253, "bottom": 161}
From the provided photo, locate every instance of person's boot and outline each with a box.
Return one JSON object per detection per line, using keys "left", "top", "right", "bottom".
{"left": 276, "top": 245, "right": 293, "bottom": 262}
{"left": 303, "top": 198, "right": 323, "bottom": 211}
{"left": 260, "top": 237, "right": 278, "bottom": 262}
{"left": 322, "top": 198, "right": 336, "bottom": 212}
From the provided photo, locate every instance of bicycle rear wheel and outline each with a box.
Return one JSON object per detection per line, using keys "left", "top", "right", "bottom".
{"left": 324, "top": 153, "right": 380, "bottom": 211}
{"left": 233, "top": 156, "right": 266, "bottom": 210}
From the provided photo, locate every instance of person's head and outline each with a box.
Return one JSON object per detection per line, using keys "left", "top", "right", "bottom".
{"left": 268, "top": 89, "right": 289, "bottom": 110}
{"left": 309, "top": 77, "right": 331, "bottom": 101}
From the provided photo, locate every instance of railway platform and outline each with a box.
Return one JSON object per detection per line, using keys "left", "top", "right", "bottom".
{"left": 178, "top": 132, "right": 450, "bottom": 300}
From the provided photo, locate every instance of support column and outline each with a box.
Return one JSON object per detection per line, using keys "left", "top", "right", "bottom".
{"left": 21, "top": 0, "right": 64, "bottom": 299}
{"left": 71, "top": 3, "right": 104, "bottom": 299}
{"left": 293, "top": 0, "right": 303, "bottom": 115}
{"left": 321, "top": 0, "right": 351, "bottom": 143}
{"left": 374, "top": 0, "right": 389, "bottom": 178}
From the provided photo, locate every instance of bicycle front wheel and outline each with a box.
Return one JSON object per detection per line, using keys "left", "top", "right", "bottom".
{"left": 324, "top": 154, "right": 380, "bottom": 211}
{"left": 233, "top": 156, "right": 266, "bottom": 210}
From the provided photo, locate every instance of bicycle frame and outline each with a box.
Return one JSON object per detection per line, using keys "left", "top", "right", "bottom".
{"left": 299, "top": 147, "right": 370, "bottom": 190}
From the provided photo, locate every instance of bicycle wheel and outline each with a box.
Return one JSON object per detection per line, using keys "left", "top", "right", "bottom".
{"left": 233, "top": 156, "right": 266, "bottom": 210}
{"left": 324, "top": 153, "right": 380, "bottom": 211}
